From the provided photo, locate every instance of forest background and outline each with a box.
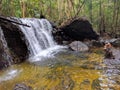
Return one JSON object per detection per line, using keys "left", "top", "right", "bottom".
{"left": 0, "top": 0, "right": 120, "bottom": 37}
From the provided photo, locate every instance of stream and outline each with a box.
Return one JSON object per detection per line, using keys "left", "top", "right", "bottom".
{"left": 0, "top": 48, "right": 120, "bottom": 90}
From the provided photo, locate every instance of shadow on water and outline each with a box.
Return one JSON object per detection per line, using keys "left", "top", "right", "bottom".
{"left": 0, "top": 48, "right": 120, "bottom": 90}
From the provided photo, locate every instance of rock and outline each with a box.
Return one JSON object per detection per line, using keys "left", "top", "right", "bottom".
{"left": 80, "top": 79, "right": 91, "bottom": 89}
{"left": 69, "top": 41, "right": 89, "bottom": 51}
{"left": 91, "top": 40, "right": 104, "bottom": 47}
{"left": 0, "top": 18, "right": 28, "bottom": 62}
{"left": 0, "top": 60, "right": 9, "bottom": 70}
{"left": 0, "top": 41, "right": 4, "bottom": 60}
{"left": 91, "top": 79, "right": 101, "bottom": 90}
{"left": 103, "top": 43, "right": 115, "bottom": 59}
{"left": 0, "top": 33, "right": 10, "bottom": 69}
{"left": 60, "top": 17, "right": 99, "bottom": 41}
{"left": 62, "top": 41, "right": 71, "bottom": 45}
{"left": 98, "top": 38, "right": 120, "bottom": 47}
{"left": 87, "top": 38, "right": 120, "bottom": 48}
{"left": 13, "top": 83, "right": 32, "bottom": 90}
{"left": 111, "top": 38, "right": 120, "bottom": 47}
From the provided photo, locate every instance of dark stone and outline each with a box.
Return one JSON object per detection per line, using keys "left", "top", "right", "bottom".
{"left": 0, "top": 41, "right": 4, "bottom": 60}
{"left": 60, "top": 18, "right": 99, "bottom": 41}
{"left": 0, "top": 39, "right": 10, "bottom": 69}
{"left": 0, "top": 60, "right": 9, "bottom": 70}
{"left": 2, "top": 26, "right": 28, "bottom": 61}
{"left": 91, "top": 40, "right": 104, "bottom": 47}
{"left": 111, "top": 38, "right": 120, "bottom": 47}
{"left": 104, "top": 43, "right": 115, "bottom": 59}
{"left": 104, "top": 49, "right": 115, "bottom": 59}
{"left": 0, "top": 18, "right": 28, "bottom": 63}
{"left": 13, "top": 83, "right": 32, "bottom": 90}
{"left": 97, "top": 38, "right": 120, "bottom": 47}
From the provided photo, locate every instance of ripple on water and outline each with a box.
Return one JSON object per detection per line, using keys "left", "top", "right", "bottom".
{"left": 0, "top": 69, "right": 22, "bottom": 82}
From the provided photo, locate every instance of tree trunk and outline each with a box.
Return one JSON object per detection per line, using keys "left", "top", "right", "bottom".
{"left": 20, "top": 0, "right": 26, "bottom": 18}
{"left": 89, "top": 0, "right": 92, "bottom": 22}
{"left": 114, "top": 0, "right": 119, "bottom": 37}
{"left": 0, "top": 0, "right": 2, "bottom": 14}
{"left": 99, "top": 0, "right": 102, "bottom": 35}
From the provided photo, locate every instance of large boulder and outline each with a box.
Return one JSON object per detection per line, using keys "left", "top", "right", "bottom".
{"left": 59, "top": 18, "right": 99, "bottom": 41}
{"left": 0, "top": 17, "right": 28, "bottom": 63}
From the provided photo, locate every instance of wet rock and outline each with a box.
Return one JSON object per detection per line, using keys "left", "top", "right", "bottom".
{"left": 0, "top": 41, "right": 4, "bottom": 60}
{"left": 0, "top": 38, "right": 10, "bottom": 69}
{"left": 111, "top": 38, "right": 120, "bottom": 47}
{"left": 104, "top": 43, "right": 115, "bottom": 59}
{"left": 97, "top": 38, "right": 120, "bottom": 47}
{"left": 80, "top": 79, "right": 91, "bottom": 89}
{"left": 69, "top": 41, "right": 89, "bottom": 51}
{"left": 62, "top": 41, "right": 71, "bottom": 45}
{"left": 2, "top": 27, "right": 28, "bottom": 61}
{"left": 13, "top": 83, "right": 32, "bottom": 90}
{"left": 0, "top": 60, "right": 9, "bottom": 70}
{"left": 86, "top": 38, "right": 120, "bottom": 48}
{"left": 91, "top": 40, "right": 104, "bottom": 47}
{"left": 82, "top": 79, "right": 90, "bottom": 85}
{"left": 0, "top": 18, "right": 28, "bottom": 62}
{"left": 92, "top": 79, "right": 101, "bottom": 90}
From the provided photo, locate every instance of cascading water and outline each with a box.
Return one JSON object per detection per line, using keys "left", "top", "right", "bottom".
{"left": 18, "top": 18, "right": 65, "bottom": 62}
{"left": 0, "top": 27, "right": 12, "bottom": 64}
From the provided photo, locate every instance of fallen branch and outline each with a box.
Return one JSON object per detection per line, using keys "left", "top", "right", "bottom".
{"left": 0, "top": 16, "right": 30, "bottom": 27}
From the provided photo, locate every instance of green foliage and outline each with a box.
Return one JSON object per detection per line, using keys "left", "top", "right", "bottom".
{"left": 0, "top": 0, "right": 120, "bottom": 35}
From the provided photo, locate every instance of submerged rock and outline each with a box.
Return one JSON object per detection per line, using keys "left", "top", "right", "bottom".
{"left": 92, "top": 79, "right": 101, "bottom": 90}
{"left": 13, "top": 83, "right": 32, "bottom": 90}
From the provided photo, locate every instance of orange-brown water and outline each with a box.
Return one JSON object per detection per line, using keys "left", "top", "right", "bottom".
{"left": 0, "top": 49, "right": 120, "bottom": 90}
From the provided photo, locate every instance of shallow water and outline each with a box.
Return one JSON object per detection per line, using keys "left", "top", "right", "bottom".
{"left": 0, "top": 48, "right": 120, "bottom": 90}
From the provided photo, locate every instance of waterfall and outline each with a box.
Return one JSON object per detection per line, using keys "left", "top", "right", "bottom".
{"left": 0, "top": 27, "right": 12, "bottom": 64}
{"left": 18, "top": 18, "right": 65, "bottom": 62}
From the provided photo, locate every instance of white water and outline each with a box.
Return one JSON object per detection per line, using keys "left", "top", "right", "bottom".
{"left": 0, "top": 69, "right": 21, "bottom": 82}
{"left": 18, "top": 18, "right": 65, "bottom": 62}
{"left": 0, "top": 18, "right": 65, "bottom": 82}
